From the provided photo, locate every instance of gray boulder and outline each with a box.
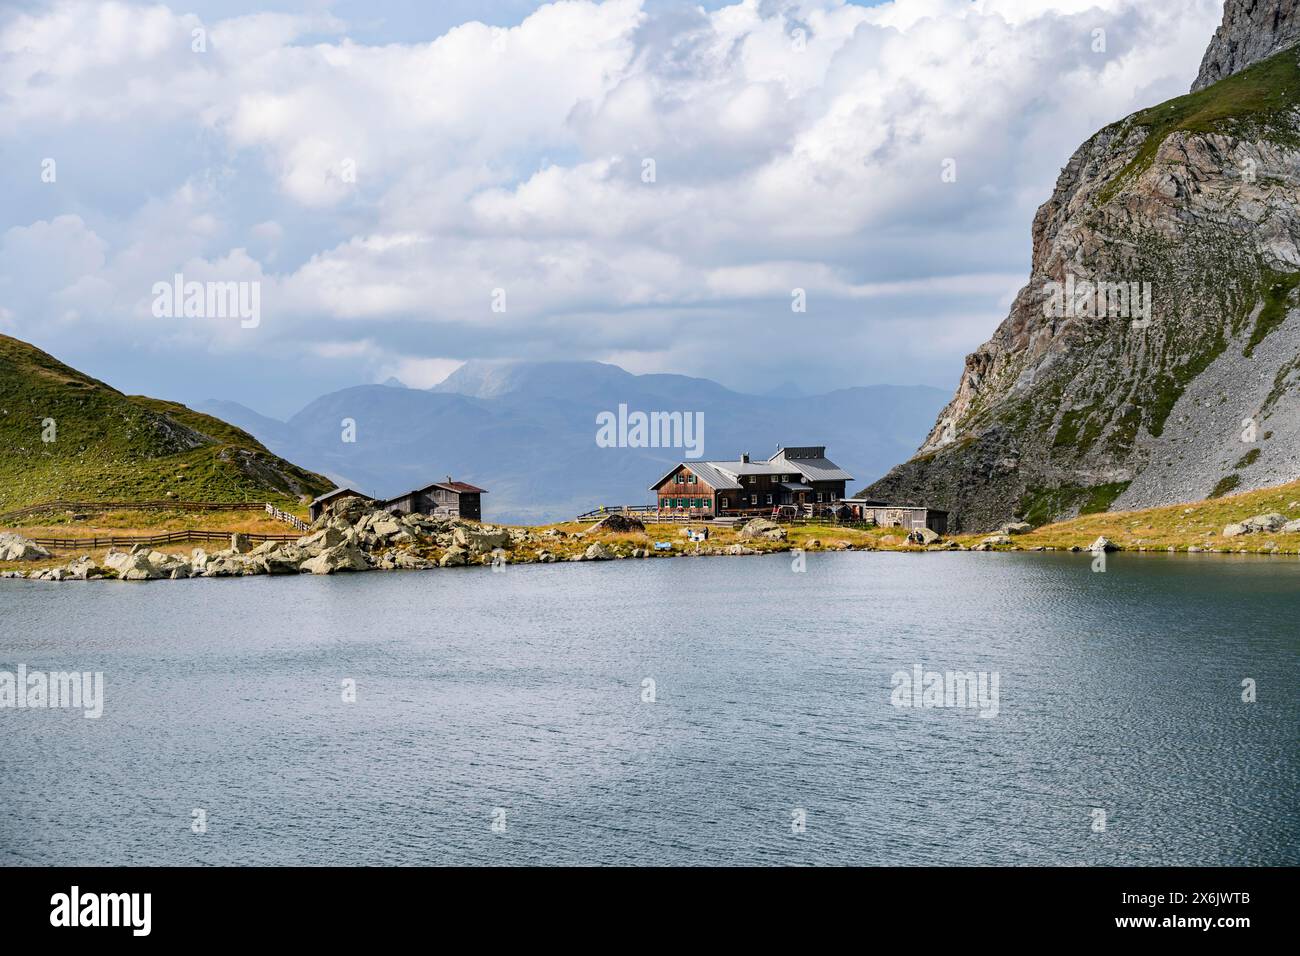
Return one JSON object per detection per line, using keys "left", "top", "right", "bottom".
{"left": 370, "top": 516, "right": 403, "bottom": 537}
{"left": 453, "top": 526, "right": 511, "bottom": 554}
{"left": 739, "top": 518, "right": 787, "bottom": 541}
{"left": 258, "top": 545, "right": 305, "bottom": 575}
{"left": 0, "top": 533, "right": 52, "bottom": 562}
{"left": 1244, "top": 512, "right": 1287, "bottom": 532}
{"left": 104, "top": 549, "right": 165, "bottom": 581}
{"left": 584, "top": 542, "right": 615, "bottom": 561}
{"left": 1089, "top": 536, "right": 1118, "bottom": 553}
{"left": 439, "top": 546, "right": 469, "bottom": 567}
{"left": 200, "top": 551, "right": 256, "bottom": 577}
{"left": 1000, "top": 521, "right": 1032, "bottom": 535}
{"left": 296, "top": 527, "right": 345, "bottom": 555}
{"left": 393, "top": 550, "right": 436, "bottom": 570}
{"left": 908, "top": 527, "right": 941, "bottom": 545}
{"left": 300, "top": 543, "right": 369, "bottom": 575}
{"left": 586, "top": 513, "right": 646, "bottom": 534}
{"left": 64, "top": 556, "right": 100, "bottom": 580}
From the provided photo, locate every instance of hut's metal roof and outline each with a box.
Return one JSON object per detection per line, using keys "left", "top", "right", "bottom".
{"left": 648, "top": 460, "right": 743, "bottom": 490}
{"left": 767, "top": 449, "right": 854, "bottom": 482}
{"left": 650, "top": 446, "right": 853, "bottom": 489}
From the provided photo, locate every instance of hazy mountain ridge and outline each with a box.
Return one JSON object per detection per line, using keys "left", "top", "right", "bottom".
{"left": 206, "top": 362, "right": 948, "bottom": 524}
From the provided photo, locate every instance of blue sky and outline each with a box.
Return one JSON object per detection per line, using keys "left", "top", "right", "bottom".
{"left": 1, "top": 0, "right": 1221, "bottom": 417}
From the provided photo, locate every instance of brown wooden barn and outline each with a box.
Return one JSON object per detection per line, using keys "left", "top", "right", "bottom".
{"left": 383, "top": 479, "right": 486, "bottom": 521}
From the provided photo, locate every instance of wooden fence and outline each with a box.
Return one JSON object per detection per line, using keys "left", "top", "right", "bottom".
{"left": 574, "top": 503, "right": 866, "bottom": 527}
{"left": 265, "top": 503, "right": 309, "bottom": 531}
{"left": 29, "top": 530, "right": 302, "bottom": 550}
{"left": 0, "top": 499, "right": 283, "bottom": 522}
{"left": 574, "top": 504, "right": 659, "bottom": 520}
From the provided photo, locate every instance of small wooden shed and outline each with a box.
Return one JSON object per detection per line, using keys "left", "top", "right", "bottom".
{"left": 308, "top": 487, "right": 370, "bottom": 521}
{"left": 843, "top": 500, "right": 949, "bottom": 534}
{"left": 383, "top": 479, "right": 486, "bottom": 521}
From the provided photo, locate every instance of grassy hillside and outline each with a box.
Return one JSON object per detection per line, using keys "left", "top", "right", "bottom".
{"left": 1004, "top": 478, "right": 1300, "bottom": 552}
{"left": 0, "top": 333, "right": 331, "bottom": 511}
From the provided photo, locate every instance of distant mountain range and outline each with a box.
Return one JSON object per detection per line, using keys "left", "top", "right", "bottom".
{"left": 200, "top": 361, "right": 948, "bottom": 524}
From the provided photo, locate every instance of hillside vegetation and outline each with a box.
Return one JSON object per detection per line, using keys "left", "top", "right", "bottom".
{"left": 0, "top": 334, "right": 331, "bottom": 511}
{"left": 1008, "top": 478, "right": 1300, "bottom": 552}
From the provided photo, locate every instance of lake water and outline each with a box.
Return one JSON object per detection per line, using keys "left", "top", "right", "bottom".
{"left": 1, "top": 551, "right": 1296, "bottom": 866}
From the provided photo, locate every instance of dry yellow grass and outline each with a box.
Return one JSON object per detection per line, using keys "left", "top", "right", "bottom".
{"left": 6, "top": 479, "right": 1300, "bottom": 574}
{"left": 8, "top": 508, "right": 293, "bottom": 537}
{"left": 1011, "top": 478, "right": 1300, "bottom": 553}
{"left": 0, "top": 507, "right": 298, "bottom": 572}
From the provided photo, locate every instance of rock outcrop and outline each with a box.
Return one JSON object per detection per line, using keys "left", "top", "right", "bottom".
{"left": 585, "top": 513, "right": 646, "bottom": 534}
{"left": 861, "top": 10, "right": 1300, "bottom": 532}
{"left": 1223, "top": 511, "right": 1288, "bottom": 535}
{"left": 1193, "top": 0, "right": 1300, "bottom": 91}
{"left": 299, "top": 543, "right": 369, "bottom": 575}
{"left": 738, "top": 518, "right": 788, "bottom": 541}
{"left": 0, "top": 533, "right": 51, "bottom": 561}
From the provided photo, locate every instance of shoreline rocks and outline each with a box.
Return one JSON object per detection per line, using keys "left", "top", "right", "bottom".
{"left": 1223, "top": 513, "right": 1288, "bottom": 537}
{"left": 9, "top": 498, "right": 1300, "bottom": 582}
{"left": 0, "top": 533, "right": 52, "bottom": 562}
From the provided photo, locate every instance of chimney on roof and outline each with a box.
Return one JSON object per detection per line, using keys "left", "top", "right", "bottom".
{"left": 446, "top": 475, "right": 452, "bottom": 483}
{"left": 741, "top": 453, "right": 750, "bottom": 463}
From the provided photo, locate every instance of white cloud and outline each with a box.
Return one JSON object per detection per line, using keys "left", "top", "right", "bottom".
{"left": 380, "top": 356, "right": 465, "bottom": 388}
{"left": 0, "top": 0, "right": 1224, "bottom": 399}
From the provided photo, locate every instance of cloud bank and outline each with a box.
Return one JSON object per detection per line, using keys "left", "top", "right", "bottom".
{"left": 0, "top": 0, "right": 1221, "bottom": 413}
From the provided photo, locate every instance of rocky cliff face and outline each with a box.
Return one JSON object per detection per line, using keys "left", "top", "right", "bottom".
{"left": 1193, "top": 0, "right": 1300, "bottom": 90}
{"left": 862, "top": 34, "right": 1300, "bottom": 532}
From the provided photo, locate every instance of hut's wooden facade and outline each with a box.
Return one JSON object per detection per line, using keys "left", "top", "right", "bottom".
{"left": 842, "top": 498, "right": 949, "bottom": 534}
{"left": 649, "top": 446, "right": 853, "bottom": 518}
{"left": 383, "top": 480, "right": 486, "bottom": 521}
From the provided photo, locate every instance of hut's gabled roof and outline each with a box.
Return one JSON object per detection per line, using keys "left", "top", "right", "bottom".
{"left": 310, "top": 487, "right": 369, "bottom": 506}
{"left": 647, "top": 460, "right": 743, "bottom": 491}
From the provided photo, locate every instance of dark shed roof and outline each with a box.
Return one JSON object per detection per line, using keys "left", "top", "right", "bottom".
{"left": 310, "top": 487, "right": 368, "bottom": 506}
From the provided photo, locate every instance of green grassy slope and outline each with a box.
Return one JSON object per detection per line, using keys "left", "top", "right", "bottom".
{"left": 1099, "top": 45, "right": 1300, "bottom": 202}
{"left": 0, "top": 333, "right": 331, "bottom": 511}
